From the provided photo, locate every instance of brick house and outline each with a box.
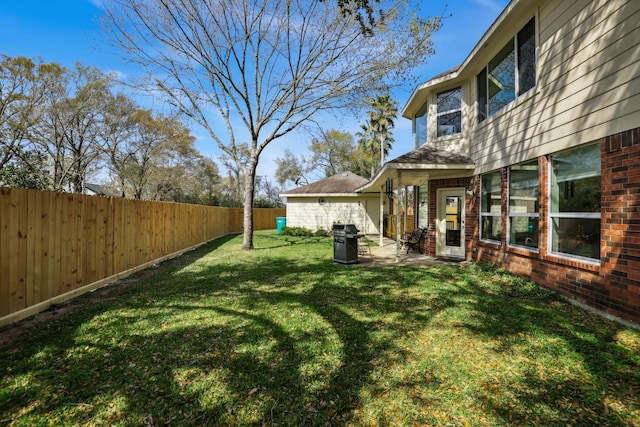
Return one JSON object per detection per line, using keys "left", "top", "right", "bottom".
{"left": 358, "top": 0, "right": 640, "bottom": 325}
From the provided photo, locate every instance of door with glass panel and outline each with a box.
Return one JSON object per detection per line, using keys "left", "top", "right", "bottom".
{"left": 436, "top": 188, "right": 465, "bottom": 258}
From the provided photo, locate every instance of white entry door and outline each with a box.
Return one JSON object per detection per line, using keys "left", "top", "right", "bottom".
{"left": 436, "top": 188, "right": 465, "bottom": 258}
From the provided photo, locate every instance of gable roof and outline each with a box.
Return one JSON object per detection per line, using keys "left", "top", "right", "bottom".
{"left": 279, "top": 172, "right": 369, "bottom": 197}
{"left": 357, "top": 145, "right": 475, "bottom": 192}
{"left": 84, "top": 182, "right": 121, "bottom": 197}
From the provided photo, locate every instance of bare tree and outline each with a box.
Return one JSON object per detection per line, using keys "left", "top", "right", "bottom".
{"left": 0, "top": 56, "right": 63, "bottom": 177}
{"left": 28, "top": 63, "right": 114, "bottom": 192}
{"left": 101, "top": 0, "right": 440, "bottom": 249}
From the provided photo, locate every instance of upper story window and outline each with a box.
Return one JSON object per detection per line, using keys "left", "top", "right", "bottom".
{"left": 414, "top": 103, "right": 428, "bottom": 146}
{"left": 477, "top": 18, "right": 536, "bottom": 123}
{"left": 436, "top": 87, "right": 462, "bottom": 137}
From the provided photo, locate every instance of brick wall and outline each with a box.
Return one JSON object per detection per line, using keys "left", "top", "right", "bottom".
{"left": 600, "top": 128, "right": 640, "bottom": 322}
{"left": 425, "top": 128, "right": 640, "bottom": 325}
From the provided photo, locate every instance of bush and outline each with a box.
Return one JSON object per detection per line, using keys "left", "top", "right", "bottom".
{"left": 281, "top": 226, "right": 313, "bottom": 237}
{"left": 314, "top": 228, "right": 329, "bottom": 237}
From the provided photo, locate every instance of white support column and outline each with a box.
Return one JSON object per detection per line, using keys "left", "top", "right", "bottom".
{"left": 403, "top": 185, "right": 408, "bottom": 233}
{"left": 395, "top": 171, "right": 402, "bottom": 262}
{"left": 379, "top": 187, "right": 384, "bottom": 247}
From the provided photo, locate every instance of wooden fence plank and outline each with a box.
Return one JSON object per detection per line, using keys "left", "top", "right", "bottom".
{"left": 10, "top": 189, "right": 25, "bottom": 312}
{"left": 25, "top": 190, "right": 37, "bottom": 307}
{"left": 0, "top": 188, "right": 10, "bottom": 317}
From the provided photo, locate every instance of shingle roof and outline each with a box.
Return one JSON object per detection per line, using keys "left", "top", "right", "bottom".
{"left": 388, "top": 144, "right": 473, "bottom": 165}
{"left": 280, "top": 172, "right": 369, "bottom": 196}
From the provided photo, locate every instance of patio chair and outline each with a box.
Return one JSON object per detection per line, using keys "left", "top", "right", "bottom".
{"left": 399, "top": 228, "right": 427, "bottom": 254}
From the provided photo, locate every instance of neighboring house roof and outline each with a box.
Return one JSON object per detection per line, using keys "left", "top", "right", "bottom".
{"left": 84, "top": 183, "right": 121, "bottom": 197}
{"left": 280, "top": 172, "right": 369, "bottom": 197}
{"left": 357, "top": 145, "right": 475, "bottom": 192}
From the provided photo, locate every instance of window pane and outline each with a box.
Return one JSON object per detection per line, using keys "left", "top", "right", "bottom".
{"left": 510, "top": 217, "right": 538, "bottom": 248}
{"left": 437, "top": 111, "right": 461, "bottom": 136}
{"left": 477, "top": 68, "right": 488, "bottom": 123}
{"left": 488, "top": 39, "right": 515, "bottom": 114}
{"left": 481, "top": 171, "right": 501, "bottom": 213}
{"left": 510, "top": 160, "right": 538, "bottom": 214}
{"left": 446, "top": 196, "right": 462, "bottom": 247}
{"left": 417, "top": 183, "right": 428, "bottom": 229}
{"left": 551, "top": 143, "right": 601, "bottom": 213}
{"left": 436, "top": 87, "right": 462, "bottom": 137}
{"left": 482, "top": 216, "right": 502, "bottom": 241}
{"left": 414, "top": 103, "right": 428, "bottom": 146}
{"left": 551, "top": 217, "right": 600, "bottom": 259}
{"left": 437, "top": 88, "right": 461, "bottom": 113}
{"left": 517, "top": 18, "right": 536, "bottom": 95}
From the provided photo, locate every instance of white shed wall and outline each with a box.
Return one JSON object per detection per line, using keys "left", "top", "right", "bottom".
{"left": 285, "top": 196, "right": 380, "bottom": 234}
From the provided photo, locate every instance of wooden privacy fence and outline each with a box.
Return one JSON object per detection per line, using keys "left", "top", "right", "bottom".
{"left": 384, "top": 214, "right": 415, "bottom": 239}
{"left": 0, "top": 187, "right": 285, "bottom": 327}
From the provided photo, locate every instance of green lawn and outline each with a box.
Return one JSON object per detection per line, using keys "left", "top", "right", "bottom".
{"left": 1, "top": 231, "right": 639, "bottom": 426}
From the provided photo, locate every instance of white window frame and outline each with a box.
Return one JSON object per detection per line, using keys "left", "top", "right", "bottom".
{"left": 436, "top": 87, "right": 462, "bottom": 137}
{"left": 507, "top": 160, "right": 539, "bottom": 251}
{"left": 480, "top": 171, "right": 502, "bottom": 243}
{"left": 477, "top": 17, "right": 537, "bottom": 123}
{"left": 547, "top": 143, "right": 601, "bottom": 263}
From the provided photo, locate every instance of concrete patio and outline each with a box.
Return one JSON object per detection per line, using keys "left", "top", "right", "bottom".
{"left": 354, "top": 236, "right": 469, "bottom": 267}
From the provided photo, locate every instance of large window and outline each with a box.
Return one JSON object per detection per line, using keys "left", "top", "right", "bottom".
{"left": 414, "top": 103, "right": 428, "bottom": 146}
{"left": 509, "top": 160, "right": 539, "bottom": 248}
{"left": 436, "top": 87, "right": 461, "bottom": 137}
{"left": 477, "top": 18, "right": 536, "bottom": 122}
{"left": 481, "top": 171, "right": 502, "bottom": 242}
{"left": 550, "top": 142, "right": 601, "bottom": 260}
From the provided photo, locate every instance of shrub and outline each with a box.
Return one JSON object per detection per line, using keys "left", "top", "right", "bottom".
{"left": 314, "top": 228, "right": 329, "bottom": 237}
{"left": 281, "top": 226, "right": 313, "bottom": 237}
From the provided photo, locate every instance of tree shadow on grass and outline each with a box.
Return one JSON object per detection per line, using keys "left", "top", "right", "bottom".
{"left": 1, "top": 241, "right": 638, "bottom": 426}
{"left": 452, "top": 265, "right": 640, "bottom": 426}
{"left": 0, "top": 246, "right": 455, "bottom": 425}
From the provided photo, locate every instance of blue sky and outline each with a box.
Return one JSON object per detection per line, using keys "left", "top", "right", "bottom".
{"left": 0, "top": 0, "right": 510, "bottom": 184}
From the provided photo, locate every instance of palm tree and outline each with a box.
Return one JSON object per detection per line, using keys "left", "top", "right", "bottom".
{"left": 360, "top": 94, "right": 398, "bottom": 170}
{"left": 356, "top": 120, "right": 379, "bottom": 177}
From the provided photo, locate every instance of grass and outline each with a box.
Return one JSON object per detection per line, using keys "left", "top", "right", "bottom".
{"left": 1, "top": 231, "right": 639, "bottom": 426}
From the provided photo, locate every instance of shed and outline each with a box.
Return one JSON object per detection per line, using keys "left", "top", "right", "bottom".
{"left": 279, "top": 172, "right": 381, "bottom": 234}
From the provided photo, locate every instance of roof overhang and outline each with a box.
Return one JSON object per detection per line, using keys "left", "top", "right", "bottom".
{"left": 278, "top": 192, "right": 364, "bottom": 198}
{"left": 402, "top": 0, "right": 537, "bottom": 119}
{"left": 357, "top": 161, "right": 475, "bottom": 193}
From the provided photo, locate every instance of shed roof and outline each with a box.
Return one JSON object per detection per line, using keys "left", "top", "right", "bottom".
{"left": 279, "top": 172, "right": 369, "bottom": 197}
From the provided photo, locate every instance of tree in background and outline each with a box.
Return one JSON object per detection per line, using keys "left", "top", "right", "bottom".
{"left": 0, "top": 56, "right": 50, "bottom": 172}
{"left": 21, "top": 62, "right": 115, "bottom": 192}
{"left": 357, "top": 93, "right": 398, "bottom": 174}
{"left": 101, "top": 0, "right": 440, "bottom": 250}
{"left": 109, "top": 109, "right": 197, "bottom": 200}
{"left": 0, "top": 55, "right": 225, "bottom": 204}
{"left": 309, "top": 129, "right": 359, "bottom": 178}
{"left": 275, "top": 149, "right": 311, "bottom": 188}
{"left": 275, "top": 127, "right": 382, "bottom": 189}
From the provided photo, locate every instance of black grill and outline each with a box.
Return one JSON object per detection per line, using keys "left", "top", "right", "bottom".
{"left": 332, "top": 224, "right": 364, "bottom": 264}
